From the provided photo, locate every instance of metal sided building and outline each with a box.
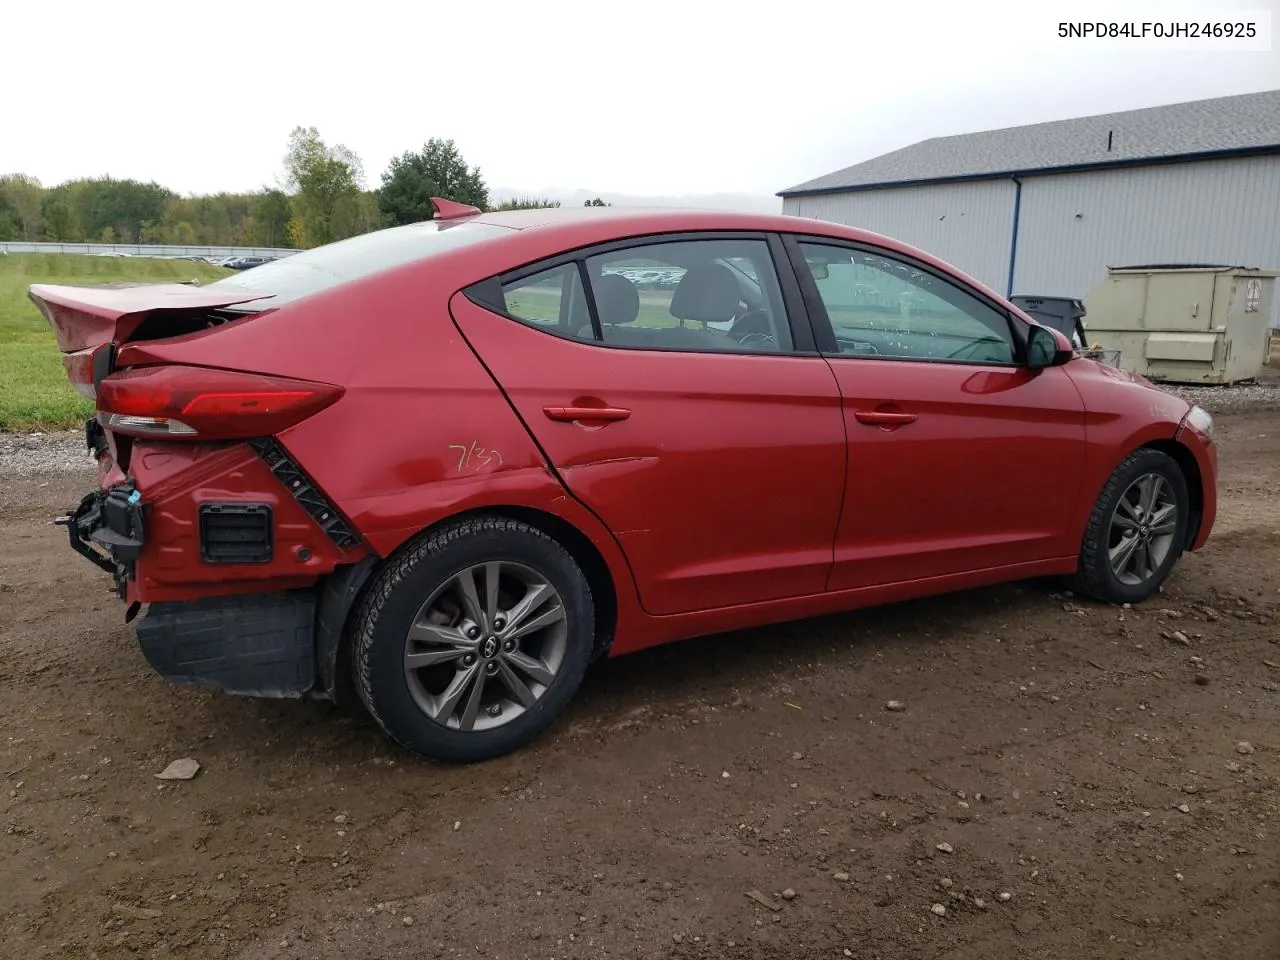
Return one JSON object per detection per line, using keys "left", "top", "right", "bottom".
{"left": 778, "top": 89, "right": 1280, "bottom": 329}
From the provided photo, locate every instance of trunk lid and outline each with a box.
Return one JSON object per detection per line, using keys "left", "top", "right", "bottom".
{"left": 29, "top": 282, "right": 270, "bottom": 353}
{"left": 29, "top": 282, "right": 271, "bottom": 401}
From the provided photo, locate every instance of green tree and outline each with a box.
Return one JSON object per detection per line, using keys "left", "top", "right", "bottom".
{"left": 44, "top": 177, "right": 171, "bottom": 242}
{"left": 42, "top": 197, "right": 81, "bottom": 240}
{"left": 0, "top": 195, "right": 19, "bottom": 241}
{"left": 248, "top": 188, "right": 292, "bottom": 247}
{"left": 492, "top": 197, "right": 560, "bottom": 210}
{"left": 95, "top": 179, "right": 172, "bottom": 241}
{"left": 584, "top": 197, "right": 610, "bottom": 207}
{"left": 283, "top": 126, "right": 365, "bottom": 248}
{"left": 0, "top": 174, "right": 44, "bottom": 239}
{"left": 377, "top": 138, "right": 488, "bottom": 225}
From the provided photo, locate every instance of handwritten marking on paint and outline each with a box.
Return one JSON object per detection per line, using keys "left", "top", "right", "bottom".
{"left": 449, "top": 441, "right": 504, "bottom": 474}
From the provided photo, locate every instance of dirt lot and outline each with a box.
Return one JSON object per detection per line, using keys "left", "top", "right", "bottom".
{"left": 3, "top": 399, "right": 1280, "bottom": 960}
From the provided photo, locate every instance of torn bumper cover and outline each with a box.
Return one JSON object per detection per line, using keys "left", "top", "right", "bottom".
{"left": 136, "top": 592, "right": 318, "bottom": 698}
{"left": 55, "top": 480, "right": 146, "bottom": 596}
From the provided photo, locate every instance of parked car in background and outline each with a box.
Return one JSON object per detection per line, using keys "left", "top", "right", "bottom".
{"left": 222, "top": 256, "right": 273, "bottom": 270}
{"left": 31, "top": 199, "right": 1218, "bottom": 763}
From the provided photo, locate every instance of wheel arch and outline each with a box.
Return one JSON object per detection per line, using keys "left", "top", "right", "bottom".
{"left": 1068, "top": 440, "right": 1198, "bottom": 603}
{"left": 469, "top": 504, "right": 619, "bottom": 662}
{"left": 315, "top": 504, "right": 620, "bottom": 702}
{"left": 1139, "top": 437, "right": 1204, "bottom": 551}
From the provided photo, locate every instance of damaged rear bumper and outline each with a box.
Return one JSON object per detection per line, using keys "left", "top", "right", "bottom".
{"left": 132, "top": 563, "right": 374, "bottom": 701}
{"left": 55, "top": 443, "right": 377, "bottom": 702}
{"left": 136, "top": 592, "right": 318, "bottom": 698}
{"left": 56, "top": 480, "right": 320, "bottom": 699}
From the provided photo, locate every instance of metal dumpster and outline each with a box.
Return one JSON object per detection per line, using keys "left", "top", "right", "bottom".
{"left": 1081, "top": 264, "right": 1277, "bottom": 385}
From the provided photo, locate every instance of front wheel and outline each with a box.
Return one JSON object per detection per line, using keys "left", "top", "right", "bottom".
{"left": 352, "top": 517, "right": 595, "bottom": 763}
{"left": 1071, "top": 448, "right": 1190, "bottom": 604}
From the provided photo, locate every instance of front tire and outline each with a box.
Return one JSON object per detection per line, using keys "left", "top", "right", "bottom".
{"left": 352, "top": 517, "right": 595, "bottom": 763}
{"left": 1071, "top": 449, "right": 1190, "bottom": 604}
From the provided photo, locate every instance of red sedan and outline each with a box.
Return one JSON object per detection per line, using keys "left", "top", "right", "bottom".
{"left": 31, "top": 200, "right": 1218, "bottom": 763}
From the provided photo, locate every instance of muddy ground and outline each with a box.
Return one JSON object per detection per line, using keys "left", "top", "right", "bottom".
{"left": 3, "top": 398, "right": 1279, "bottom": 960}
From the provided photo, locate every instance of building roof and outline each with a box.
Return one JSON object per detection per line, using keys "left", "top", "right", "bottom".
{"left": 780, "top": 89, "right": 1280, "bottom": 197}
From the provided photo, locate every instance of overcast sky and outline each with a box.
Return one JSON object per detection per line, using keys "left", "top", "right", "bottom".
{"left": 4, "top": 0, "right": 1277, "bottom": 208}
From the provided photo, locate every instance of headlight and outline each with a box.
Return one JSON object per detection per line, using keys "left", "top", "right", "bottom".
{"left": 1184, "top": 404, "right": 1214, "bottom": 440}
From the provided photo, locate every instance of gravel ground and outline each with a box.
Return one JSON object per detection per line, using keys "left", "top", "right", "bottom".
{"left": 3, "top": 408, "right": 1279, "bottom": 960}
{"left": 1167, "top": 378, "right": 1280, "bottom": 412}
{"left": 0, "top": 430, "right": 92, "bottom": 478}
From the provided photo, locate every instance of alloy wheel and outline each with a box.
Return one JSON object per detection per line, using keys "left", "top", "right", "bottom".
{"left": 1107, "top": 472, "right": 1179, "bottom": 587}
{"left": 402, "top": 561, "right": 568, "bottom": 731}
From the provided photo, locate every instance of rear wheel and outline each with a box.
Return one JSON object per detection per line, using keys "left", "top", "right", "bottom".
{"left": 1071, "top": 449, "right": 1190, "bottom": 604}
{"left": 352, "top": 517, "right": 594, "bottom": 762}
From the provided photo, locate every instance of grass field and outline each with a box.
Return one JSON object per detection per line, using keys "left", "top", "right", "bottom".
{"left": 0, "top": 254, "right": 231, "bottom": 431}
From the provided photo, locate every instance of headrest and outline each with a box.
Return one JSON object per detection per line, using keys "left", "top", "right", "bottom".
{"left": 594, "top": 273, "right": 640, "bottom": 325}
{"left": 669, "top": 263, "right": 740, "bottom": 324}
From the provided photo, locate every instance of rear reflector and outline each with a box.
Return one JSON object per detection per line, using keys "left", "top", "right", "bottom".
{"left": 97, "top": 366, "right": 343, "bottom": 440}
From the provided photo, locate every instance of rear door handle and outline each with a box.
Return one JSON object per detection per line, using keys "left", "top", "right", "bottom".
{"left": 543, "top": 405, "right": 632, "bottom": 423}
{"left": 854, "top": 410, "right": 918, "bottom": 427}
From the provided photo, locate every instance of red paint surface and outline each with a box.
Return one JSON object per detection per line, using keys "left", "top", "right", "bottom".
{"left": 35, "top": 207, "right": 1217, "bottom": 655}
{"left": 122, "top": 440, "right": 365, "bottom": 603}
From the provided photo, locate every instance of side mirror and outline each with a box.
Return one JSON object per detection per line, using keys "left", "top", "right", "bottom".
{"left": 1027, "top": 324, "right": 1073, "bottom": 368}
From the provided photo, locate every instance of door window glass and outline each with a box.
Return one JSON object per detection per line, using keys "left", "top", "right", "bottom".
{"left": 799, "top": 243, "right": 1016, "bottom": 364}
{"left": 585, "top": 238, "right": 793, "bottom": 353}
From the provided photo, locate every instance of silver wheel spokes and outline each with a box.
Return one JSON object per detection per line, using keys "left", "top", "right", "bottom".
{"left": 1108, "top": 473, "right": 1178, "bottom": 586}
{"left": 403, "top": 561, "right": 567, "bottom": 732}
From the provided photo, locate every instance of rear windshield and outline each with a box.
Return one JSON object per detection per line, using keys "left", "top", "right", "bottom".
{"left": 208, "top": 220, "right": 511, "bottom": 309}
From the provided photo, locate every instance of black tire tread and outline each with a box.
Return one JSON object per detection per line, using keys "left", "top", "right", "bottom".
{"left": 351, "top": 515, "right": 593, "bottom": 762}
{"left": 1070, "top": 448, "right": 1187, "bottom": 603}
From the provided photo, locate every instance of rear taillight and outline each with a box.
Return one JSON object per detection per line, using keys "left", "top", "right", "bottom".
{"left": 62, "top": 343, "right": 115, "bottom": 400}
{"left": 97, "top": 366, "right": 343, "bottom": 440}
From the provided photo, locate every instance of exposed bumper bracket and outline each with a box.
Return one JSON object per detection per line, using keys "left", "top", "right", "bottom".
{"left": 58, "top": 483, "right": 146, "bottom": 593}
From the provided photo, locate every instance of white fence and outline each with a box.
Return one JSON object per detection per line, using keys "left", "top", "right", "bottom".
{"left": 0, "top": 241, "right": 300, "bottom": 259}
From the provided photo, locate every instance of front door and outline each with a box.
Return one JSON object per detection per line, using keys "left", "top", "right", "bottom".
{"left": 452, "top": 233, "right": 847, "bottom": 616}
{"left": 788, "top": 238, "right": 1088, "bottom": 590}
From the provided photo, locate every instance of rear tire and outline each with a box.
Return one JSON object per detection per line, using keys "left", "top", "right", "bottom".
{"left": 1070, "top": 448, "right": 1190, "bottom": 604}
{"left": 352, "top": 516, "right": 594, "bottom": 763}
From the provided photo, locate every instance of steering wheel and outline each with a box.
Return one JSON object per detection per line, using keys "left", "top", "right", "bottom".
{"left": 731, "top": 310, "right": 772, "bottom": 341}
{"left": 738, "top": 332, "right": 777, "bottom": 350}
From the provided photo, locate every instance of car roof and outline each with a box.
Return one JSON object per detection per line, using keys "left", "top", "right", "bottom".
{"left": 467, "top": 205, "right": 876, "bottom": 243}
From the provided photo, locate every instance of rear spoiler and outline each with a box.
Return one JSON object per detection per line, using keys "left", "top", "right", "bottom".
{"left": 431, "top": 196, "right": 482, "bottom": 220}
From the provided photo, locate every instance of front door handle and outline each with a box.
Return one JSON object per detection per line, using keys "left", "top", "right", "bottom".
{"left": 543, "top": 405, "right": 632, "bottom": 423}
{"left": 854, "top": 410, "right": 918, "bottom": 427}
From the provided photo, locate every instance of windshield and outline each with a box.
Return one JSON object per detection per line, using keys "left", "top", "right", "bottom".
{"left": 208, "top": 220, "right": 512, "bottom": 309}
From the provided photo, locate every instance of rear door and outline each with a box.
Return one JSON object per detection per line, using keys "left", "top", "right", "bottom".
{"left": 451, "top": 232, "right": 847, "bottom": 616}
{"left": 784, "top": 236, "right": 1088, "bottom": 590}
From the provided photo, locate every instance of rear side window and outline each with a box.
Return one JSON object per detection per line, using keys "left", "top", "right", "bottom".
{"left": 500, "top": 264, "right": 594, "bottom": 341}
{"left": 207, "top": 220, "right": 511, "bottom": 309}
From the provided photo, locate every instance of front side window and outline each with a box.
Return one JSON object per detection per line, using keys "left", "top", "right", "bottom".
{"left": 584, "top": 238, "right": 793, "bottom": 353}
{"left": 799, "top": 242, "right": 1016, "bottom": 365}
